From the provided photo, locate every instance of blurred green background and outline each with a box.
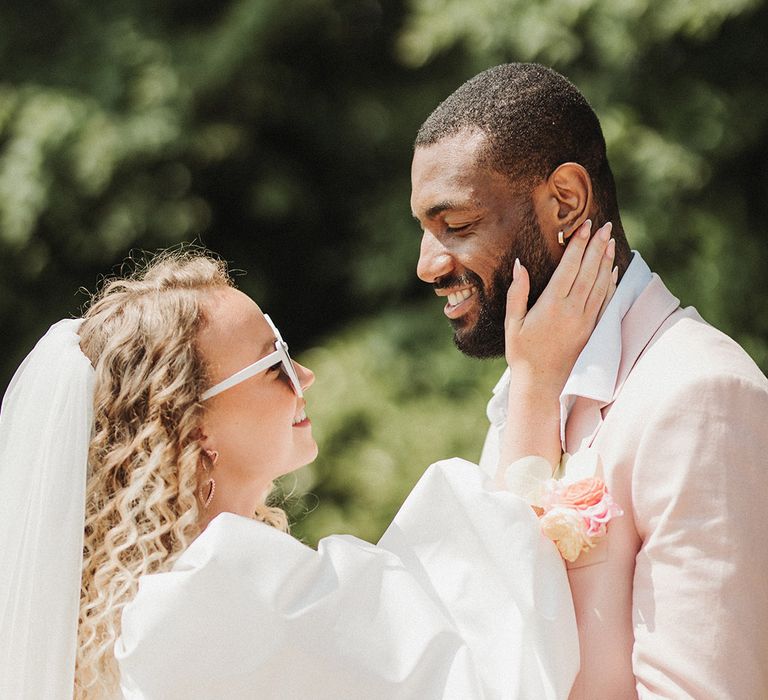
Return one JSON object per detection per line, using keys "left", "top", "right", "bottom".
{"left": 2, "top": 0, "right": 767, "bottom": 545}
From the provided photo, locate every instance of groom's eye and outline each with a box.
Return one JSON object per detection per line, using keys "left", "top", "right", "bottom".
{"left": 445, "top": 224, "right": 469, "bottom": 233}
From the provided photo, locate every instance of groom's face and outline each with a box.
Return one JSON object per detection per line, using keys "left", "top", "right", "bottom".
{"left": 411, "top": 130, "right": 557, "bottom": 358}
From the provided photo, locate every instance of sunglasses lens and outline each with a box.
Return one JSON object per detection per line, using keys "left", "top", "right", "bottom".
{"left": 264, "top": 318, "right": 303, "bottom": 397}
{"left": 281, "top": 347, "right": 303, "bottom": 396}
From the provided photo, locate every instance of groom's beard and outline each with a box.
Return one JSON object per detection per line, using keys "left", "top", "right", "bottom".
{"left": 446, "top": 202, "right": 557, "bottom": 359}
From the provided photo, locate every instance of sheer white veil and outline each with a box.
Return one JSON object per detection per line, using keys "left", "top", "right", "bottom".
{"left": 0, "top": 319, "right": 94, "bottom": 699}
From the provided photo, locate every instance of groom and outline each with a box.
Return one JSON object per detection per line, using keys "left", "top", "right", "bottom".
{"left": 411, "top": 63, "right": 768, "bottom": 699}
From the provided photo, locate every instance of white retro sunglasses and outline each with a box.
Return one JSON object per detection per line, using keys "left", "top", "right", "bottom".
{"left": 200, "top": 315, "right": 303, "bottom": 401}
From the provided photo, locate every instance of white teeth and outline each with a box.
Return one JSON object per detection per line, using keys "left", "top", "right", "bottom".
{"left": 447, "top": 287, "right": 476, "bottom": 306}
{"left": 293, "top": 409, "right": 307, "bottom": 425}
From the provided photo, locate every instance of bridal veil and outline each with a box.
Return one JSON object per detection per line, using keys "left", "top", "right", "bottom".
{"left": 0, "top": 319, "right": 94, "bottom": 698}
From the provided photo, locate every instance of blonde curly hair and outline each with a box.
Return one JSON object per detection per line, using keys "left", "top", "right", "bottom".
{"left": 75, "top": 250, "right": 287, "bottom": 698}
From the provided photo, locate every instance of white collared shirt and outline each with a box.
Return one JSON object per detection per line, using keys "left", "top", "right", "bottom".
{"left": 478, "top": 251, "right": 653, "bottom": 476}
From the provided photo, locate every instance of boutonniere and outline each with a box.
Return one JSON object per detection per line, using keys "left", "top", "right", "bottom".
{"left": 500, "top": 451, "right": 623, "bottom": 562}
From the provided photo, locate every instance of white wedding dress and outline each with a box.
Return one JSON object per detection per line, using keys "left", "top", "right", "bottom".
{"left": 0, "top": 320, "right": 577, "bottom": 699}
{"left": 116, "top": 459, "right": 578, "bottom": 699}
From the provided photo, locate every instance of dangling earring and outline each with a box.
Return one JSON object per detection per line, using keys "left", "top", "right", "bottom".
{"left": 200, "top": 477, "right": 216, "bottom": 508}
{"left": 199, "top": 449, "right": 218, "bottom": 508}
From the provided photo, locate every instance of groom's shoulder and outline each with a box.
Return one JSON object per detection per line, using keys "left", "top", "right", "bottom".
{"left": 618, "top": 269, "right": 766, "bottom": 397}
{"left": 630, "top": 304, "right": 768, "bottom": 401}
{"left": 658, "top": 307, "right": 764, "bottom": 381}
{"left": 605, "top": 307, "right": 768, "bottom": 468}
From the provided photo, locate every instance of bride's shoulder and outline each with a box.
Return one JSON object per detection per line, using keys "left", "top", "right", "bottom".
{"left": 170, "top": 512, "right": 301, "bottom": 575}
{"left": 410, "top": 457, "right": 490, "bottom": 495}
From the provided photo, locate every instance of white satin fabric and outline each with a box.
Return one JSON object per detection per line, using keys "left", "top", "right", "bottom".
{"left": 0, "top": 320, "right": 94, "bottom": 699}
{"left": 117, "top": 459, "right": 578, "bottom": 699}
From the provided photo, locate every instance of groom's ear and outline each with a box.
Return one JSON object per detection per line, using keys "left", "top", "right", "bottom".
{"left": 532, "top": 162, "right": 594, "bottom": 251}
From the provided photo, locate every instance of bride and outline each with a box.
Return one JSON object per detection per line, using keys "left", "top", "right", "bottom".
{"left": 0, "top": 223, "right": 616, "bottom": 699}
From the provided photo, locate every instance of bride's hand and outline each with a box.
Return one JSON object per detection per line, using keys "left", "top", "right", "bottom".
{"left": 504, "top": 220, "right": 616, "bottom": 395}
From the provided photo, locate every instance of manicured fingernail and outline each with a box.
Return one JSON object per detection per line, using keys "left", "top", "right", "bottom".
{"left": 612, "top": 266, "right": 619, "bottom": 283}
{"left": 579, "top": 219, "right": 592, "bottom": 239}
{"left": 606, "top": 238, "right": 616, "bottom": 258}
{"left": 599, "top": 222, "right": 613, "bottom": 242}
{"left": 513, "top": 257, "right": 521, "bottom": 281}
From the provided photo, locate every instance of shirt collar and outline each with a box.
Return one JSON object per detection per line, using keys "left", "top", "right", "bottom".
{"left": 487, "top": 251, "right": 653, "bottom": 430}
{"left": 560, "top": 250, "right": 652, "bottom": 411}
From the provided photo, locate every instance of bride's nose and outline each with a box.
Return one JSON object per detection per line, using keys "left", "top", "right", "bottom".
{"left": 295, "top": 362, "right": 315, "bottom": 391}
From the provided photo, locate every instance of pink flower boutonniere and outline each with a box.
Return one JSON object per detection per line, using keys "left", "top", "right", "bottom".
{"left": 539, "top": 475, "right": 623, "bottom": 562}
{"left": 500, "top": 450, "right": 624, "bottom": 563}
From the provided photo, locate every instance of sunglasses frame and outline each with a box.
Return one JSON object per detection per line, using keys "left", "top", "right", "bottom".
{"left": 200, "top": 315, "right": 303, "bottom": 401}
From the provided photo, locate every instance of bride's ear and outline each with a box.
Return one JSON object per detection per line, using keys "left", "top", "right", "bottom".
{"left": 189, "top": 426, "right": 206, "bottom": 442}
{"left": 190, "top": 425, "right": 214, "bottom": 452}
{"left": 533, "top": 162, "right": 594, "bottom": 249}
{"left": 190, "top": 425, "right": 220, "bottom": 472}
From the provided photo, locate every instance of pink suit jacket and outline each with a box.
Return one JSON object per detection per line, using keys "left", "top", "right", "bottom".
{"left": 564, "top": 274, "right": 768, "bottom": 699}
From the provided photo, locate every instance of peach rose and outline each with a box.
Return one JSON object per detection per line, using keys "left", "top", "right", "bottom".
{"left": 535, "top": 459, "right": 624, "bottom": 563}
{"left": 539, "top": 507, "right": 592, "bottom": 562}
{"left": 558, "top": 477, "right": 607, "bottom": 509}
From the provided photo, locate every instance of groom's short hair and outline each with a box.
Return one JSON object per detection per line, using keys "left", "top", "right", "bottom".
{"left": 415, "top": 63, "right": 621, "bottom": 227}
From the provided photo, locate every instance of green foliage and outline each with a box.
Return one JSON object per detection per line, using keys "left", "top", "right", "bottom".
{"left": 1, "top": 0, "right": 767, "bottom": 542}
{"left": 0, "top": 0, "right": 450, "bottom": 383}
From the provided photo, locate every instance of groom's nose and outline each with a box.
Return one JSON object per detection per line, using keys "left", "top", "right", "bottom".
{"left": 417, "top": 232, "right": 454, "bottom": 283}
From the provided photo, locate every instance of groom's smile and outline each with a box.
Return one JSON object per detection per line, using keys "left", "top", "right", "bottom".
{"left": 435, "top": 284, "right": 479, "bottom": 319}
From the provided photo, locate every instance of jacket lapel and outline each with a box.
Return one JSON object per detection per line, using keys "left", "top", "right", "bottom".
{"left": 612, "top": 275, "right": 681, "bottom": 398}
{"left": 565, "top": 275, "right": 681, "bottom": 453}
